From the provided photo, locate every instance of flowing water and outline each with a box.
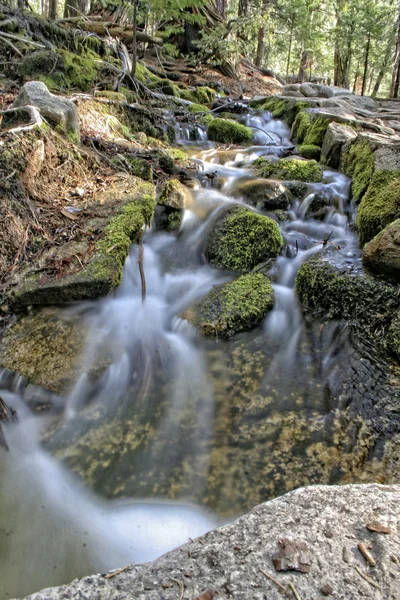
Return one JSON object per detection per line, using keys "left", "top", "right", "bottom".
{"left": 0, "top": 109, "right": 370, "bottom": 599}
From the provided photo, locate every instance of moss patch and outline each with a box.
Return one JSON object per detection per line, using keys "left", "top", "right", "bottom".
{"left": 124, "top": 157, "right": 153, "bottom": 182}
{"left": 356, "top": 170, "right": 400, "bottom": 246}
{"left": 188, "top": 103, "right": 210, "bottom": 113}
{"left": 194, "top": 86, "right": 216, "bottom": 105}
{"left": 254, "top": 157, "right": 323, "bottom": 182}
{"left": 194, "top": 273, "right": 274, "bottom": 338}
{"left": 207, "top": 118, "right": 252, "bottom": 144}
{"left": 298, "top": 144, "right": 321, "bottom": 160}
{"left": 341, "top": 140, "right": 374, "bottom": 203}
{"left": 205, "top": 206, "right": 283, "bottom": 271}
{"left": 293, "top": 111, "right": 311, "bottom": 143}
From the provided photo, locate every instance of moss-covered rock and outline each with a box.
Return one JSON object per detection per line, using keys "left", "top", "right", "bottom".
{"left": 124, "top": 157, "right": 153, "bottom": 182}
{"left": 207, "top": 118, "right": 252, "bottom": 144}
{"left": 205, "top": 206, "right": 283, "bottom": 271}
{"left": 295, "top": 256, "right": 400, "bottom": 327}
{"left": 188, "top": 103, "right": 210, "bottom": 113}
{"left": 154, "top": 205, "right": 182, "bottom": 232}
{"left": 194, "top": 86, "right": 216, "bottom": 105}
{"left": 189, "top": 273, "right": 274, "bottom": 338}
{"left": 363, "top": 218, "right": 400, "bottom": 281}
{"left": 201, "top": 113, "right": 214, "bottom": 127}
{"left": 341, "top": 140, "right": 374, "bottom": 203}
{"left": 158, "top": 179, "right": 191, "bottom": 209}
{"left": 254, "top": 157, "right": 323, "bottom": 183}
{"left": 231, "top": 178, "right": 290, "bottom": 210}
{"left": 298, "top": 144, "right": 321, "bottom": 161}
{"left": 293, "top": 111, "right": 311, "bottom": 143}
{"left": 0, "top": 308, "right": 85, "bottom": 393}
{"left": 356, "top": 170, "right": 400, "bottom": 246}
{"left": 148, "top": 79, "right": 179, "bottom": 96}
{"left": 94, "top": 91, "right": 127, "bottom": 102}
{"left": 20, "top": 48, "right": 103, "bottom": 92}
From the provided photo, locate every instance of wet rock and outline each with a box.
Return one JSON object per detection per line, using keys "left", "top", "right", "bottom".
{"left": 186, "top": 273, "right": 274, "bottom": 338}
{"left": 205, "top": 206, "right": 283, "bottom": 271}
{"left": 356, "top": 170, "right": 400, "bottom": 245}
{"left": 207, "top": 118, "right": 252, "bottom": 144}
{"left": 254, "top": 156, "right": 323, "bottom": 183}
{"left": 298, "top": 143, "right": 321, "bottom": 160}
{"left": 12, "top": 81, "right": 80, "bottom": 140}
{"left": 303, "top": 187, "right": 335, "bottom": 220}
{"left": 363, "top": 219, "right": 400, "bottom": 281}
{"left": 231, "top": 178, "right": 290, "bottom": 210}
{"left": 154, "top": 205, "right": 182, "bottom": 232}
{"left": 22, "top": 484, "right": 400, "bottom": 600}
{"left": 321, "top": 122, "right": 357, "bottom": 169}
{"left": 157, "top": 179, "right": 191, "bottom": 209}
{"left": 284, "top": 181, "right": 309, "bottom": 199}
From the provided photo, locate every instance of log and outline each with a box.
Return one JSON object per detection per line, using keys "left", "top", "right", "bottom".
{"left": 60, "top": 20, "right": 163, "bottom": 45}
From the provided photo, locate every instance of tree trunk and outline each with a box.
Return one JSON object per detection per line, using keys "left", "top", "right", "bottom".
{"left": 238, "top": 0, "right": 248, "bottom": 17}
{"left": 49, "top": 0, "right": 57, "bottom": 20}
{"left": 390, "top": 4, "right": 400, "bottom": 98}
{"left": 255, "top": 0, "right": 270, "bottom": 68}
{"left": 64, "top": 0, "right": 87, "bottom": 18}
{"left": 286, "top": 28, "right": 293, "bottom": 80}
{"left": 298, "top": 50, "right": 310, "bottom": 83}
{"left": 361, "top": 31, "right": 371, "bottom": 96}
{"left": 130, "top": 0, "right": 137, "bottom": 79}
{"left": 372, "top": 39, "right": 393, "bottom": 97}
{"left": 215, "top": 0, "right": 226, "bottom": 18}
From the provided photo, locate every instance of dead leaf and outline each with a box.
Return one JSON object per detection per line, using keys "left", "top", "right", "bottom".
{"left": 60, "top": 209, "right": 79, "bottom": 221}
{"left": 272, "top": 538, "right": 311, "bottom": 573}
{"left": 367, "top": 522, "right": 392, "bottom": 534}
{"left": 193, "top": 592, "right": 214, "bottom": 600}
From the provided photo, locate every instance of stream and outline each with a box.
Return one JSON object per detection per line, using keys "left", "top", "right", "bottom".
{"left": 0, "top": 109, "right": 369, "bottom": 599}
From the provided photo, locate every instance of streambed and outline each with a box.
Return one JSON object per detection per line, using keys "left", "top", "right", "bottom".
{"left": 0, "top": 109, "right": 394, "bottom": 599}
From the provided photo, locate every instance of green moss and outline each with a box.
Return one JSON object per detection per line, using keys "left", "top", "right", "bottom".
{"left": 188, "top": 103, "right": 210, "bottom": 113}
{"left": 164, "top": 148, "right": 191, "bottom": 168}
{"left": 258, "top": 97, "right": 287, "bottom": 119}
{"left": 293, "top": 111, "right": 311, "bottom": 143}
{"left": 194, "top": 86, "right": 216, "bottom": 105}
{"left": 207, "top": 118, "right": 252, "bottom": 144}
{"left": 254, "top": 157, "right": 323, "bottom": 183}
{"left": 124, "top": 157, "right": 153, "bottom": 182}
{"left": 96, "top": 194, "right": 156, "bottom": 272}
{"left": 95, "top": 91, "right": 127, "bottom": 102}
{"left": 201, "top": 113, "right": 214, "bottom": 126}
{"left": 304, "top": 115, "right": 329, "bottom": 146}
{"left": 205, "top": 206, "right": 283, "bottom": 271}
{"left": 195, "top": 273, "right": 274, "bottom": 338}
{"left": 298, "top": 144, "right": 321, "bottom": 160}
{"left": 166, "top": 209, "right": 182, "bottom": 231}
{"left": 341, "top": 140, "right": 374, "bottom": 203}
{"left": 179, "top": 89, "right": 197, "bottom": 102}
{"left": 148, "top": 79, "right": 178, "bottom": 96}
{"left": 356, "top": 170, "right": 400, "bottom": 246}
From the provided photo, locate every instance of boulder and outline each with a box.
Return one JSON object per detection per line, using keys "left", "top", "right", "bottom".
{"left": 205, "top": 206, "right": 283, "bottom": 271}
{"left": 157, "top": 179, "right": 191, "bottom": 209}
{"left": 321, "top": 122, "right": 357, "bottom": 169}
{"left": 254, "top": 157, "right": 323, "bottom": 183}
{"left": 186, "top": 273, "right": 274, "bottom": 338}
{"left": 207, "top": 118, "right": 252, "bottom": 144}
{"left": 230, "top": 178, "right": 290, "bottom": 210}
{"left": 12, "top": 81, "right": 80, "bottom": 140}
{"left": 300, "top": 82, "right": 321, "bottom": 97}
{"left": 21, "top": 484, "right": 400, "bottom": 600}
{"left": 363, "top": 219, "right": 400, "bottom": 281}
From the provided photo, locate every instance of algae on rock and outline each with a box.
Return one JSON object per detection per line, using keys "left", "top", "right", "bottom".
{"left": 207, "top": 118, "right": 252, "bottom": 144}
{"left": 254, "top": 157, "right": 323, "bottom": 182}
{"left": 205, "top": 206, "right": 283, "bottom": 271}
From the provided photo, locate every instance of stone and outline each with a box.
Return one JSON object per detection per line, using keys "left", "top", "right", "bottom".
{"left": 21, "top": 484, "right": 400, "bottom": 600}
{"left": 12, "top": 81, "right": 80, "bottom": 140}
{"left": 363, "top": 219, "right": 400, "bottom": 281}
{"left": 321, "top": 122, "right": 357, "bottom": 169}
{"left": 230, "top": 178, "right": 290, "bottom": 210}
{"left": 205, "top": 206, "right": 283, "bottom": 272}
{"left": 157, "top": 179, "right": 191, "bottom": 209}
{"left": 300, "top": 82, "right": 321, "bottom": 97}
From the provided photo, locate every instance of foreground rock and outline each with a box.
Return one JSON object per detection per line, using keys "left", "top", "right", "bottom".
{"left": 12, "top": 81, "right": 80, "bottom": 140}
{"left": 230, "top": 178, "right": 290, "bottom": 210}
{"left": 24, "top": 484, "right": 400, "bottom": 600}
{"left": 363, "top": 219, "right": 400, "bottom": 281}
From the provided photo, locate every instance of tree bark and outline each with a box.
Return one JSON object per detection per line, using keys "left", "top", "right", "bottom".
{"left": 215, "top": 0, "right": 226, "bottom": 18}
{"left": 255, "top": 0, "right": 270, "bottom": 68}
{"left": 238, "top": 0, "right": 248, "bottom": 17}
{"left": 286, "top": 28, "right": 293, "bottom": 80}
{"left": 390, "top": 3, "right": 400, "bottom": 98}
{"left": 372, "top": 39, "right": 393, "bottom": 97}
{"left": 130, "top": 0, "right": 137, "bottom": 79}
{"left": 49, "top": 0, "right": 57, "bottom": 20}
{"left": 298, "top": 50, "right": 310, "bottom": 83}
{"left": 361, "top": 31, "right": 371, "bottom": 96}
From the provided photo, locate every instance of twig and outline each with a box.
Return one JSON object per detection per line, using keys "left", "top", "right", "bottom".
{"left": 354, "top": 565, "right": 381, "bottom": 590}
{"left": 288, "top": 582, "right": 303, "bottom": 600}
{"left": 358, "top": 542, "right": 376, "bottom": 567}
{"left": 138, "top": 244, "right": 146, "bottom": 303}
{"left": 169, "top": 577, "right": 184, "bottom": 600}
{"left": 0, "top": 34, "right": 23, "bottom": 57}
{"left": 0, "top": 31, "right": 45, "bottom": 48}
{"left": 260, "top": 568, "right": 288, "bottom": 593}
{"left": 104, "top": 565, "right": 130, "bottom": 579}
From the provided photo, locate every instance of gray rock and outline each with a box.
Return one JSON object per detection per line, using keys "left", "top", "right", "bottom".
{"left": 23, "top": 484, "right": 400, "bottom": 600}
{"left": 363, "top": 218, "right": 400, "bottom": 281}
{"left": 321, "top": 122, "right": 357, "bottom": 168}
{"left": 157, "top": 179, "right": 191, "bottom": 210}
{"left": 231, "top": 177, "right": 290, "bottom": 210}
{"left": 300, "top": 82, "right": 320, "bottom": 97}
{"left": 282, "top": 84, "right": 301, "bottom": 93}
{"left": 12, "top": 81, "right": 80, "bottom": 140}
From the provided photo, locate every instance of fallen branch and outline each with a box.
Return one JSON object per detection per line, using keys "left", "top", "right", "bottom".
{"left": 0, "top": 34, "right": 24, "bottom": 57}
{"left": 0, "top": 105, "right": 43, "bottom": 134}
{"left": 138, "top": 244, "right": 146, "bottom": 302}
{"left": 0, "top": 31, "right": 45, "bottom": 48}
{"left": 61, "top": 20, "right": 163, "bottom": 45}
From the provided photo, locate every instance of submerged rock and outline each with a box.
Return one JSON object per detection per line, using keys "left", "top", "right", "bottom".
{"left": 231, "top": 178, "right": 290, "bottom": 210}
{"left": 207, "top": 118, "right": 252, "bottom": 144}
{"left": 205, "top": 206, "right": 283, "bottom": 271}
{"left": 21, "top": 484, "right": 400, "bottom": 600}
{"left": 254, "top": 157, "right": 323, "bottom": 182}
{"left": 12, "top": 81, "right": 80, "bottom": 140}
{"left": 187, "top": 273, "right": 274, "bottom": 338}
{"left": 363, "top": 219, "right": 400, "bottom": 281}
